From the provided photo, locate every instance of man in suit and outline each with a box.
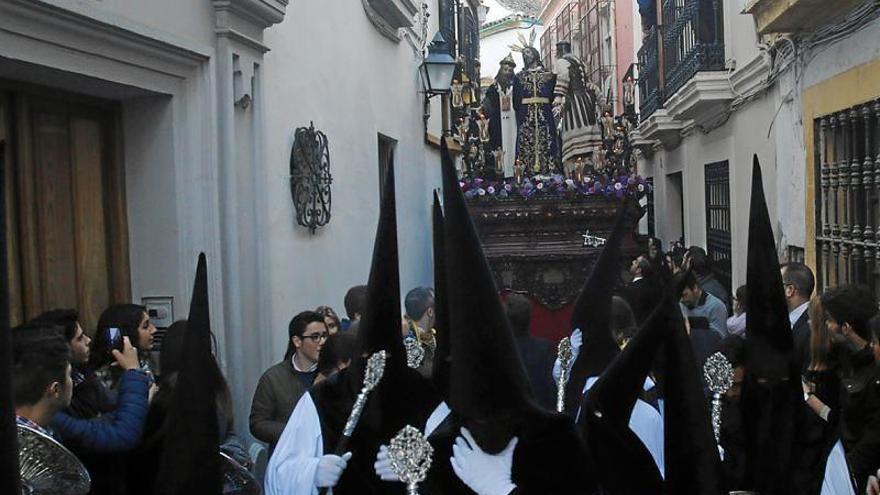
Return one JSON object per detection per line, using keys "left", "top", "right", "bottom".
{"left": 506, "top": 293, "right": 556, "bottom": 410}
{"left": 620, "top": 255, "right": 660, "bottom": 325}
{"left": 780, "top": 262, "right": 814, "bottom": 372}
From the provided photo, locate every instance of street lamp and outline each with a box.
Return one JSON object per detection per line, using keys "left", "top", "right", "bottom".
{"left": 419, "top": 32, "right": 456, "bottom": 97}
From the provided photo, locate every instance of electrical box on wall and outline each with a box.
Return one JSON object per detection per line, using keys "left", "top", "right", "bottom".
{"left": 142, "top": 296, "right": 174, "bottom": 329}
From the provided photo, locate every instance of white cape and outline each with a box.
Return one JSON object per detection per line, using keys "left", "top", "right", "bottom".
{"left": 265, "top": 394, "right": 450, "bottom": 495}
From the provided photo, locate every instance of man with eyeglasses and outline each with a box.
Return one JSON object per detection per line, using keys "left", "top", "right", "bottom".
{"left": 250, "top": 310, "right": 328, "bottom": 459}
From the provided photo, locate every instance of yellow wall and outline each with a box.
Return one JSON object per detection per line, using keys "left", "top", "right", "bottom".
{"left": 803, "top": 58, "right": 880, "bottom": 277}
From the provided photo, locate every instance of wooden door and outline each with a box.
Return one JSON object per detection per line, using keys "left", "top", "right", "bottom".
{"left": 1, "top": 86, "right": 130, "bottom": 332}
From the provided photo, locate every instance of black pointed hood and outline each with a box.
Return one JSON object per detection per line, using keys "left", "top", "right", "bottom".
{"left": 354, "top": 161, "right": 406, "bottom": 374}
{"left": 662, "top": 289, "right": 726, "bottom": 494}
{"left": 431, "top": 190, "right": 451, "bottom": 399}
{"left": 745, "top": 155, "right": 793, "bottom": 380}
{"left": 578, "top": 295, "right": 668, "bottom": 494}
{"left": 309, "top": 160, "right": 440, "bottom": 492}
{"left": 155, "top": 253, "right": 222, "bottom": 494}
{"left": 0, "top": 141, "right": 20, "bottom": 494}
{"left": 440, "top": 138, "right": 537, "bottom": 424}
{"left": 564, "top": 197, "right": 639, "bottom": 413}
{"left": 741, "top": 155, "right": 800, "bottom": 493}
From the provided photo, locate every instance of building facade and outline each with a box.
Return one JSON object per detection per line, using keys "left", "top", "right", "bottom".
{"left": 634, "top": 0, "right": 880, "bottom": 294}
{"left": 478, "top": 0, "right": 544, "bottom": 87}
{"left": 0, "top": 0, "right": 480, "bottom": 452}
{"left": 539, "top": 0, "right": 637, "bottom": 114}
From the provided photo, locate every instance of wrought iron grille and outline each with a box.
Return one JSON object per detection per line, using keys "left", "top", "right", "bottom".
{"left": 662, "top": 0, "right": 725, "bottom": 103}
{"left": 290, "top": 122, "right": 332, "bottom": 234}
{"left": 646, "top": 176, "right": 655, "bottom": 237}
{"left": 637, "top": 26, "right": 661, "bottom": 118}
{"left": 637, "top": 0, "right": 724, "bottom": 119}
{"left": 705, "top": 160, "right": 731, "bottom": 294}
{"left": 815, "top": 99, "right": 880, "bottom": 292}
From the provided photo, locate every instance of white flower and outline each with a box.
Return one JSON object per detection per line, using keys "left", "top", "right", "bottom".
{"left": 536, "top": 182, "right": 544, "bottom": 190}
{"left": 477, "top": 188, "right": 486, "bottom": 196}
{"left": 565, "top": 179, "right": 575, "bottom": 187}
{"left": 614, "top": 182, "right": 623, "bottom": 190}
{"left": 487, "top": 186, "right": 496, "bottom": 194}
{"left": 637, "top": 184, "right": 645, "bottom": 192}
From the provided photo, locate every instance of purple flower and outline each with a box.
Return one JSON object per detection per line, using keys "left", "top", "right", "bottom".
{"left": 536, "top": 182, "right": 544, "bottom": 190}
{"left": 487, "top": 186, "right": 496, "bottom": 194}
{"left": 504, "top": 183, "right": 513, "bottom": 192}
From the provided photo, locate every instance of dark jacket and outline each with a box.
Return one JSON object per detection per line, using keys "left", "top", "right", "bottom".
{"left": 837, "top": 347, "right": 880, "bottom": 492}
{"left": 53, "top": 369, "right": 150, "bottom": 452}
{"left": 249, "top": 360, "right": 311, "bottom": 457}
{"left": 514, "top": 335, "right": 557, "bottom": 411}
{"left": 619, "top": 277, "right": 662, "bottom": 325}
{"left": 791, "top": 309, "right": 812, "bottom": 372}
{"left": 68, "top": 367, "right": 117, "bottom": 419}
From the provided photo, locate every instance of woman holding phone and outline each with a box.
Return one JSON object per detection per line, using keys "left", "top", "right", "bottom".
{"left": 90, "top": 303, "right": 158, "bottom": 386}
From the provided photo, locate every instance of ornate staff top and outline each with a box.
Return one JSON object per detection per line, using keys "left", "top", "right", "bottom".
{"left": 388, "top": 425, "right": 434, "bottom": 495}
{"left": 703, "top": 351, "right": 735, "bottom": 444}
{"left": 556, "top": 336, "right": 574, "bottom": 413}
{"left": 343, "top": 350, "right": 388, "bottom": 437}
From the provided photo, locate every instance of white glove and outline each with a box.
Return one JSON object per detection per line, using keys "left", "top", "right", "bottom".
{"left": 867, "top": 470, "right": 880, "bottom": 495}
{"left": 450, "top": 428, "right": 518, "bottom": 495}
{"left": 552, "top": 328, "right": 583, "bottom": 382}
{"left": 314, "top": 452, "right": 352, "bottom": 488}
{"left": 374, "top": 445, "right": 400, "bottom": 482}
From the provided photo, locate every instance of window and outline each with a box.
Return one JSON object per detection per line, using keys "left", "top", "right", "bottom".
{"left": 814, "top": 100, "right": 880, "bottom": 292}
{"left": 705, "top": 161, "right": 732, "bottom": 295}
{"left": 378, "top": 134, "right": 397, "bottom": 201}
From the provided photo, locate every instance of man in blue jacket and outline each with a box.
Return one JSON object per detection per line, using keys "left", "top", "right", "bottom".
{"left": 12, "top": 319, "right": 150, "bottom": 452}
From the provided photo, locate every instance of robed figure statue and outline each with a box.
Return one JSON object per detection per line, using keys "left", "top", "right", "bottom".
{"left": 481, "top": 54, "right": 518, "bottom": 178}
{"left": 553, "top": 41, "right": 602, "bottom": 165}
{"left": 513, "top": 46, "right": 560, "bottom": 176}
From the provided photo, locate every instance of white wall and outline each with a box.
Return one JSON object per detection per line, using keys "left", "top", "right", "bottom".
{"left": 261, "top": 0, "right": 439, "bottom": 363}
{"left": 480, "top": 25, "right": 544, "bottom": 81}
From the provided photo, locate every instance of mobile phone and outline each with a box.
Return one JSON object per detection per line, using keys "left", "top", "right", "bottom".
{"left": 106, "top": 327, "right": 123, "bottom": 355}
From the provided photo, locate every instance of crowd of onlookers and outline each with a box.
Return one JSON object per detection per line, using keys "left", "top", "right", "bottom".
{"left": 12, "top": 237, "right": 880, "bottom": 493}
{"left": 611, "top": 238, "right": 880, "bottom": 494}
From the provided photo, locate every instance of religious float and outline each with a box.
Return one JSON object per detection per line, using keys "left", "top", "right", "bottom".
{"left": 453, "top": 33, "right": 648, "bottom": 341}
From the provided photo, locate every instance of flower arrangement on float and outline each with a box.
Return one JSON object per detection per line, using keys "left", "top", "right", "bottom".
{"left": 459, "top": 173, "right": 651, "bottom": 201}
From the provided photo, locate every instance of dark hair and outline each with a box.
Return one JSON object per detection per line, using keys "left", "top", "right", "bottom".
{"left": 505, "top": 293, "right": 532, "bottom": 337}
{"left": 405, "top": 287, "right": 435, "bottom": 321}
{"left": 808, "top": 295, "right": 832, "bottom": 370}
{"left": 31, "top": 309, "right": 80, "bottom": 342}
{"left": 675, "top": 270, "right": 699, "bottom": 293}
{"left": 734, "top": 285, "right": 748, "bottom": 312}
{"left": 317, "top": 333, "right": 358, "bottom": 376}
{"left": 284, "top": 311, "right": 327, "bottom": 361}
{"left": 154, "top": 320, "right": 234, "bottom": 432}
{"left": 91, "top": 303, "right": 148, "bottom": 368}
{"left": 636, "top": 256, "right": 654, "bottom": 279}
{"left": 781, "top": 262, "right": 815, "bottom": 298}
{"left": 687, "top": 246, "right": 711, "bottom": 276}
{"left": 11, "top": 324, "right": 71, "bottom": 407}
{"left": 343, "top": 285, "right": 368, "bottom": 320}
{"left": 611, "top": 296, "right": 637, "bottom": 347}
{"left": 820, "top": 285, "right": 877, "bottom": 340}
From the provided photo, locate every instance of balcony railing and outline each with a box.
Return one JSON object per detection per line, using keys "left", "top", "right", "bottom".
{"left": 637, "top": 0, "right": 725, "bottom": 119}
{"left": 638, "top": 26, "right": 662, "bottom": 118}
